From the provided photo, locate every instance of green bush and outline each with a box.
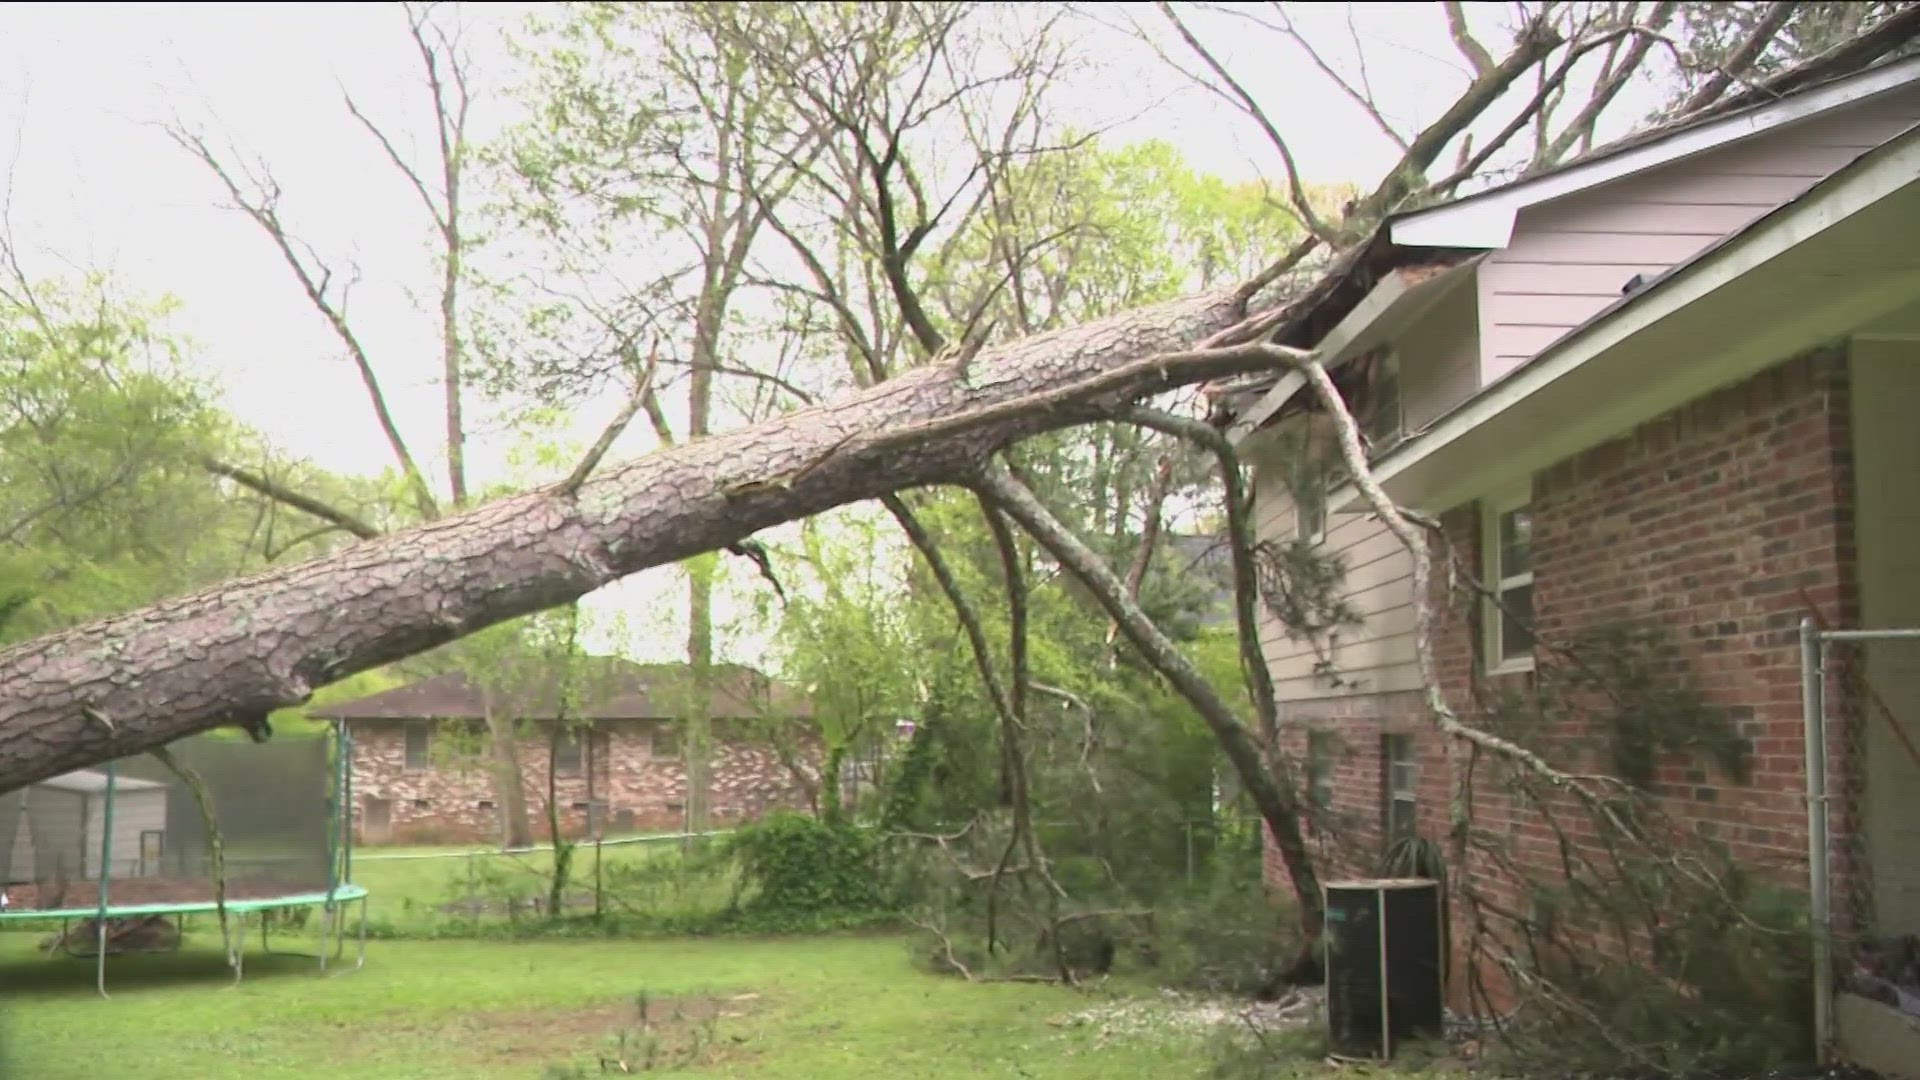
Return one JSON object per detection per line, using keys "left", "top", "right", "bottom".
{"left": 724, "top": 813, "right": 894, "bottom": 931}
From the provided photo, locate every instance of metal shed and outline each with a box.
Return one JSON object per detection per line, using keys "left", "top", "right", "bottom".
{"left": 2, "top": 770, "right": 168, "bottom": 885}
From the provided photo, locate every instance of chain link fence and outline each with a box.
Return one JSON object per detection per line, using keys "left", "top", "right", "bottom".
{"left": 344, "top": 814, "right": 1264, "bottom": 937}
{"left": 1802, "top": 621, "right": 1920, "bottom": 1070}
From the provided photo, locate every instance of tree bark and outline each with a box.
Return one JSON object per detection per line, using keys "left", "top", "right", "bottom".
{"left": 478, "top": 694, "right": 534, "bottom": 850}
{"left": 0, "top": 290, "right": 1262, "bottom": 792}
{"left": 973, "top": 460, "right": 1325, "bottom": 947}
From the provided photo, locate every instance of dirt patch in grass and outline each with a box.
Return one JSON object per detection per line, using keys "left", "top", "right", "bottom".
{"left": 363, "top": 991, "right": 767, "bottom": 1071}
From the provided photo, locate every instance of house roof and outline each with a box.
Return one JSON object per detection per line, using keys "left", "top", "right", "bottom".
{"left": 1340, "top": 122, "right": 1920, "bottom": 513}
{"left": 1391, "top": 52, "right": 1920, "bottom": 248}
{"left": 309, "top": 658, "right": 811, "bottom": 722}
{"left": 1208, "top": 50, "right": 1920, "bottom": 428}
{"left": 33, "top": 770, "right": 166, "bottom": 794}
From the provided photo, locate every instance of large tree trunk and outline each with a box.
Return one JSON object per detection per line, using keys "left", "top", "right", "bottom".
{"left": 482, "top": 696, "right": 535, "bottom": 850}
{"left": 683, "top": 298, "right": 719, "bottom": 837}
{"left": 0, "top": 291, "right": 1256, "bottom": 792}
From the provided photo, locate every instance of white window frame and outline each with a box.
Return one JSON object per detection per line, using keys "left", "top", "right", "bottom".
{"left": 1382, "top": 733, "right": 1418, "bottom": 844}
{"left": 1483, "top": 485, "right": 1536, "bottom": 674}
{"left": 403, "top": 721, "right": 431, "bottom": 771}
{"left": 1306, "top": 730, "right": 1335, "bottom": 812}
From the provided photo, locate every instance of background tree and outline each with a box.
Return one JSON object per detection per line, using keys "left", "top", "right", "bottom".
{"left": 486, "top": 1, "right": 834, "bottom": 835}
{"left": 5, "top": 2, "right": 1915, "bottom": 998}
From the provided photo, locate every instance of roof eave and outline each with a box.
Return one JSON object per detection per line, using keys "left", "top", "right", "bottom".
{"left": 1334, "top": 126, "right": 1920, "bottom": 515}
{"left": 1387, "top": 53, "right": 1920, "bottom": 251}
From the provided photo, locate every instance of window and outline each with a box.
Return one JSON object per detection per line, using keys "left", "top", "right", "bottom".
{"left": 403, "top": 721, "right": 430, "bottom": 771}
{"left": 1307, "top": 731, "right": 1335, "bottom": 813}
{"left": 1361, "top": 348, "right": 1404, "bottom": 451}
{"left": 1288, "top": 449, "right": 1327, "bottom": 543}
{"left": 1382, "top": 734, "right": 1418, "bottom": 844}
{"left": 553, "top": 727, "right": 585, "bottom": 776}
{"left": 411, "top": 798, "right": 430, "bottom": 811}
{"left": 651, "top": 727, "right": 682, "bottom": 759}
{"left": 1484, "top": 488, "right": 1536, "bottom": 672}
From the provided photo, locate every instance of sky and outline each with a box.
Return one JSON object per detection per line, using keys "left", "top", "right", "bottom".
{"left": 0, "top": 2, "right": 1666, "bottom": 665}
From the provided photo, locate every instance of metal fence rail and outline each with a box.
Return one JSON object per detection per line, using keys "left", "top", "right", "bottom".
{"left": 1799, "top": 618, "right": 1920, "bottom": 1069}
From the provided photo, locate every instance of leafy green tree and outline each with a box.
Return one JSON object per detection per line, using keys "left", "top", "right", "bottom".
{"left": 0, "top": 274, "right": 364, "bottom": 646}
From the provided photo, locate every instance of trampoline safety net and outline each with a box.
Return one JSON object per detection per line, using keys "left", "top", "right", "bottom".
{"left": 0, "top": 731, "right": 337, "bottom": 913}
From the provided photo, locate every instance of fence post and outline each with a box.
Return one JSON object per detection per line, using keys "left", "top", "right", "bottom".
{"left": 95, "top": 760, "right": 117, "bottom": 998}
{"left": 1800, "top": 617, "right": 1833, "bottom": 1064}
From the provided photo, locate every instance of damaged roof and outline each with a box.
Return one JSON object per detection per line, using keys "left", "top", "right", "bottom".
{"left": 1205, "top": 50, "right": 1920, "bottom": 428}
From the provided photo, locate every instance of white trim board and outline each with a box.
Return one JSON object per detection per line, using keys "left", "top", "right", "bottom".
{"left": 1337, "top": 127, "right": 1920, "bottom": 514}
{"left": 1390, "top": 55, "right": 1920, "bottom": 249}
{"left": 1225, "top": 259, "right": 1481, "bottom": 446}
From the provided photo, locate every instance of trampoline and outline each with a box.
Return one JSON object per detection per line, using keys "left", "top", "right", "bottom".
{"left": 0, "top": 722, "right": 369, "bottom": 995}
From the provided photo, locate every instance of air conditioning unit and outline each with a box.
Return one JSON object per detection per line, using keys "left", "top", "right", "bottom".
{"left": 1324, "top": 877, "right": 1445, "bottom": 1060}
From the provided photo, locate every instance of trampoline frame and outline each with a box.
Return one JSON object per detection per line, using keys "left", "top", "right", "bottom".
{"left": 0, "top": 720, "right": 370, "bottom": 996}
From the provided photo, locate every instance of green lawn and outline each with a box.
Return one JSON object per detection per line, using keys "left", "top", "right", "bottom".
{"left": 349, "top": 838, "right": 723, "bottom": 932}
{"left": 0, "top": 932, "right": 1249, "bottom": 1078}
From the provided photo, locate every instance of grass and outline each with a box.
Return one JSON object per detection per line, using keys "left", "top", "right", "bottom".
{"left": 349, "top": 835, "right": 739, "bottom": 933}
{"left": 0, "top": 932, "right": 1248, "bottom": 1078}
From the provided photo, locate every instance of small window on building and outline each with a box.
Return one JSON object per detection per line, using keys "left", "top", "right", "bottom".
{"left": 403, "top": 721, "right": 431, "bottom": 771}
{"left": 553, "top": 727, "right": 585, "bottom": 776}
{"left": 411, "top": 798, "right": 430, "bottom": 811}
{"left": 1307, "top": 731, "right": 1335, "bottom": 812}
{"left": 651, "top": 728, "right": 682, "bottom": 759}
{"left": 477, "top": 799, "right": 495, "bottom": 811}
{"left": 1382, "top": 734, "right": 1417, "bottom": 844}
{"left": 1288, "top": 450, "right": 1327, "bottom": 543}
{"left": 1484, "top": 489, "right": 1536, "bottom": 672}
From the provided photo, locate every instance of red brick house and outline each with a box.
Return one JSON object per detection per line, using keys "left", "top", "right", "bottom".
{"left": 1217, "top": 57, "right": 1920, "bottom": 1070}
{"left": 312, "top": 659, "right": 820, "bottom": 844}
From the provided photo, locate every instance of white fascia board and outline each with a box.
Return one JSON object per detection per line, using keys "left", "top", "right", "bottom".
{"left": 1389, "top": 55, "right": 1920, "bottom": 250}
{"left": 1345, "top": 127, "right": 1920, "bottom": 510}
{"left": 1225, "top": 260, "right": 1481, "bottom": 446}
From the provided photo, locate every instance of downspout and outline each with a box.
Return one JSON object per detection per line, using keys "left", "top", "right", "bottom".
{"left": 1800, "top": 617, "right": 1833, "bottom": 1063}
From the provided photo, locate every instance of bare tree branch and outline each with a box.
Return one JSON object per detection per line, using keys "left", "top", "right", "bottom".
{"left": 1107, "top": 453, "right": 1174, "bottom": 651}
{"left": 1443, "top": 0, "right": 1498, "bottom": 75}
{"left": 1677, "top": 1, "right": 1799, "bottom": 114}
{"left": 973, "top": 458, "right": 1325, "bottom": 951}
{"left": 169, "top": 129, "right": 440, "bottom": 520}
{"left": 1536, "top": 3, "right": 1681, "bottom": 168}
{"left": 1156, "top": 2, "right": 1336, "bottom": 241}
{"left": 559, "top": 343, "right": 661, "bottom": 497}
{"left": 199, "top": 457, "right": 380, "bottom": 541}
{"left": 1720, "top": 3, "right": 1920, "bottom": 108}
{"left": 1219, "top": 2, "right": 1413, "bottom": 152}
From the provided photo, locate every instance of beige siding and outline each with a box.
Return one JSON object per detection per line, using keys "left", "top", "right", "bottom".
{"left": 1479, "top": 84, "right": 1920, "bottom": 381}
{"left": 1400, "top": 285, "right": 1481, "bottom": 429}
{"left": 1249, "top": 284, "right": 1478, "bottom": 703}
{"left": 1251, "top": 431, "right": 1420, "bottom": 702}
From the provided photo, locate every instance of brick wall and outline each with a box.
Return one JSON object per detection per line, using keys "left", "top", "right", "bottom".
{"left": 1265, "top": 345, "right": 1861, "bottom": 1005}
{"left": 349, "top": 718, "right": 821, "bottom": 845}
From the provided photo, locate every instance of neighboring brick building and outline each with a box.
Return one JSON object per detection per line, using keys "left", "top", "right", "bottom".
{"left": 1216, "top": 57, "right": 1920, "bottom": 1070}
{"left": 312, "top": 659, "right": 820, "bottom": 844}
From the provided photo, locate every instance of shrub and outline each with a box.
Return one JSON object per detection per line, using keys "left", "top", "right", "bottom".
{"left": 723, "top": 813, "right": 893, "bottom": 930}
